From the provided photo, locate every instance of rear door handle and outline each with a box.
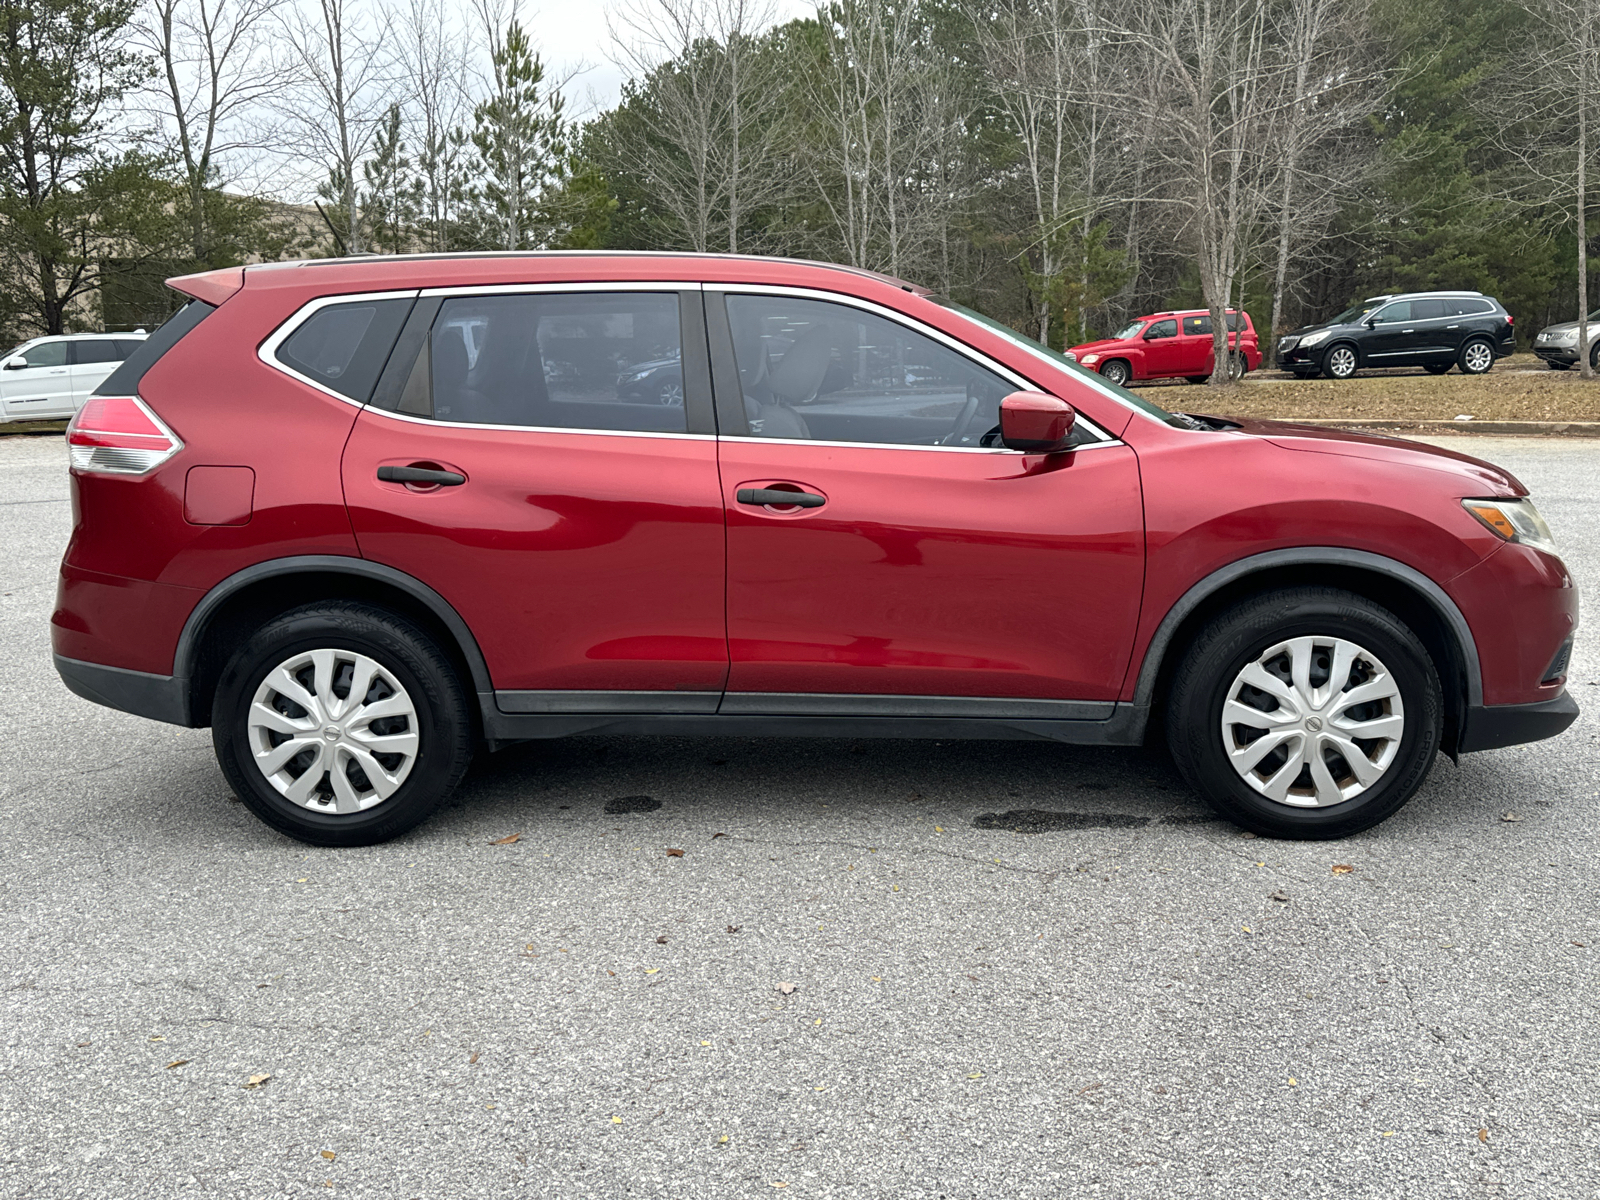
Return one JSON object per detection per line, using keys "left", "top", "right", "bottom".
{"left": 378, "top": 464, "right": 465, "bottom": 486}
{"left": 736, "top": 487, "right": 825, "bottom": 508}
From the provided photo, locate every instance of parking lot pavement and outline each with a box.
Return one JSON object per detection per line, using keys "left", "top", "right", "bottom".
{"left": 1, "top": 433, "right": 1596, "bottom": 1200}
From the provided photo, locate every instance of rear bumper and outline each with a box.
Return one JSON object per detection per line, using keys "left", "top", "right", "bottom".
{"left": 54, "top": 653, "right": 193, "bottom": 726}
{"left": 1458, "top": 692, "right": 1579, "bottom": 752}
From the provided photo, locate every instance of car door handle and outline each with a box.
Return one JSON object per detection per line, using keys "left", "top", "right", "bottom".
{"left": 377, "top": 464, "right": 465, "bottom": 486}
{"left": 1402, "top": 329, "right": 1415, "bottom": 334}
{"left": 736, "top": 487, "right": 825, "bottom": 508}
{"left": 1446, "top": 325, "right": 1459, "bottom": 330}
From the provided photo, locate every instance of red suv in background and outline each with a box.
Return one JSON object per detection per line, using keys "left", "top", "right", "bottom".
{"left": 55, "top": 254, "right": 1576, "bottom": 847}
{"left": 1069, "top": 309, "right": 1262, "bottom": 387}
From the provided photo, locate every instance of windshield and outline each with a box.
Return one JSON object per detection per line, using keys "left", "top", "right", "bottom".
{"left": 1111, "top": 320, "right": 1145, "bottom": 340}
{"left": 929, "top": 298, "right": 1192, "bottom": 428}
{"left": 1328, "top": 301, "right": 1383, "bottom": 325}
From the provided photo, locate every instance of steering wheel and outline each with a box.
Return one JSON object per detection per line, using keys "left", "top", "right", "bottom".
{"left": 942, "top": 390, "right": 982, "bottom": 446}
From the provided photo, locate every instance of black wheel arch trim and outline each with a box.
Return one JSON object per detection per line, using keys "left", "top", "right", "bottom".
{"left": 1129, "top": 547, "right": 1484, "bottom": 712}
{"left": 174, "top": 554, "right": 496, "bottom": 725}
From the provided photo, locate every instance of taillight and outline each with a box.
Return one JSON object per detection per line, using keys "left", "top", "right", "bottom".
{"left": 67, "top": 396, "right": 183, "bottom": 475}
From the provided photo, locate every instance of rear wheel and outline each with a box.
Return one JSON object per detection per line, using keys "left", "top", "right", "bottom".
{"left": 1165, "top": 587, "right": 1442, "bottom": 839}
{"left": 211, "top": 602, "right": 475, "bottom": 846}
{"left": 1458, "top": 338, "right": 1495, "bottom": 375}
{"left": 1322, "top": 345, "right": 1358, "bottom": 379}
{"left": 1099, "top": 359, "right": 1131, "bottom": 387}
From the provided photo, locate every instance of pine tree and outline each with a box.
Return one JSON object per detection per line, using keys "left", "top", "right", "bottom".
{"left": 469, "top": 19, "right": 565, "bottom": 251}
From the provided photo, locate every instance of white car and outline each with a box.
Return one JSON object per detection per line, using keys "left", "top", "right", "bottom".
{"left": 0, "top": 333, "right": 148, "bottom": 423}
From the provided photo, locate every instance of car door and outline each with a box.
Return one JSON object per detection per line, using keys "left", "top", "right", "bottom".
{"left": 1180, "top": 314, "right": 1214, "bottom": 374}
{"left": 69, "top": 339, "right": 127, "bottom": 409}
{"left": 709, "top": 288, "right": 1145, "bottom": 713}
{"left": 1139, "top": 317, "right": 1182, "bottom": 377}
{"left": 337, "top": 285, "right": 729, "bottom": 711}
{"left": 1406, "top": 298, "right": 1453, "bottom": 360}
{"left": 1362, "top": 300, "right": 1417, "bottom": 364}
{"left": 0, "top": 339, "right": 73, "bottom": 419}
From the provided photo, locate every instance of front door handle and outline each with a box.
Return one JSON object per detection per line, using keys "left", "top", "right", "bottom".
{"left": 737, "top": 487, "right": 825, "bottom": 508}
{"left": 378, "top": 464, "right": 465, "bottom": 486}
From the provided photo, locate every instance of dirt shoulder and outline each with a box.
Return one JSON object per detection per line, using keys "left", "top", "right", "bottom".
{"left": 1132, "top": 363, "right": 1600, "bottom": 424}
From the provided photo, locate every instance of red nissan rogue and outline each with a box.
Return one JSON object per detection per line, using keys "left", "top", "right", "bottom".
{"left": 1069, "top": 309, "right": 1262, "bottom": 387}
{"left": 53, "top": 254, "right": 1578, "bottom": 846}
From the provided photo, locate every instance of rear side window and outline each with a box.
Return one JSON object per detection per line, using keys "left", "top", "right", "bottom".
{"left": 1447, "top": 298, "right": 1494, "bottom": 317}
{"left": 402, "top": 292, "right": 686, "bottom": 433}
{"left": 1182, "top": 315, "right": 1210, "bottom": 335}
{"left": 276, "top": 298, "right": 413, "bottom": 402}
{"left": 73, "top": 341, "right": 123, "bottom": 365}
{"left": 113, "top": 339, "right": 144, "bottom": 357}
{"left": 96, "top": 301, "right": 214, "bottom": 396}
{"left": 1411, "top": 299, "right": 1446, "bottom": 320}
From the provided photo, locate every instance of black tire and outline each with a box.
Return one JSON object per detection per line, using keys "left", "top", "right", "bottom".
{"left": 1290, "top": 369, "right": 1318, "bottom": 379}
{"left": 1165, "top": 587, "right": 1442, "bottom": 839}
{"left": 211, "top": 602, "right": 475, "bottom": 846}
{"left": 1321, "top": 344, "right": 1358, "bottom": 379}
{"left": 1185, "top": 375, "right": 1210, "bottom": 385}
{"left": 1424, "top": 363, "right": 1451, "bottom": 375}
{"left": 1229, "top": 350, "right": 1247, "bottom": 379}
{"left": 1099, "top": 359, "right": 1131, "bottom": 387}
{"left": 1457, "top": 337, "right": 1495, "bottom": 375}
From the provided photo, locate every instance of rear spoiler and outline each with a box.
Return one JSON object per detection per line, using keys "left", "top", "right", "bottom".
{"left": 166, "top": 266, "right": 244, "bottom": 306}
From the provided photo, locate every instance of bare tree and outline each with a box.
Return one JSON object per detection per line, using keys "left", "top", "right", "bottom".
{"left": 135, "top": 0, "right": 292, "bottom": 262}
{"left": 608, "top": 0, "right": 786, "bottom": 253}
{"left": 1500, "top": 0, "right": 1600, "bottom": 377}
{"left": 396, "top": 0, "right": 474, "bottom": 251}
{"left": 278, "top": 0, "right": 392, "bottom": 254}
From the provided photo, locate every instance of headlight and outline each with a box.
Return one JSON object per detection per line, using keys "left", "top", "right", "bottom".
{"left": 1298, "top": 329, "right": 1332, "bottom": 349}
{"left": 1558, "top": 330, "right": 1579, "bottom": 345}
{"left": 624, "top": 368, "right": 653, "bottom": 382}
{"left": 1463, "top": 498, "right": 1560, "bottom": 556}
{"left": 1079, "top": 353, "right": 1100, "bottom": 365}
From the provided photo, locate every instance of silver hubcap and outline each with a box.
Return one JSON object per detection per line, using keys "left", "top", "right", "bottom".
{"left": 1221, "top": 636, "right": 1405, "bottom": 808}
{"left": 247, "top": 649, "right": 419, "bottom": 813}
{"left": 1104, "top": 363, "right": 1127, "bottom": 384}
{"left": 1464, "top": 343, "right": 1492, "bottom": 372}
{"left": 1329, "top": 347, "right": 1356, "bottom": 377}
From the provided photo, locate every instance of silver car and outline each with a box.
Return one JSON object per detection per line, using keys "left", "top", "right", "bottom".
{"left": 1531, "top": 311, "right": 1600, "bottom": 370}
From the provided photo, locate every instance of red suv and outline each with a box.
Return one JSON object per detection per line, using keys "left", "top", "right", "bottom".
{"left": 1069, "top": 309, "right": 1262, "bottom": 387}
{"left": 54, "top": 255, "right": 1577, "bottom": 846}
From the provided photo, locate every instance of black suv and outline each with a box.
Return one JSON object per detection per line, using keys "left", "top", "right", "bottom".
{"left": 1275, "top": 292, "right": 1515, "bottom": 379}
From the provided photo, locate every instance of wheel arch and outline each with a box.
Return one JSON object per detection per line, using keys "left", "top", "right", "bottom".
{"left": 1324, "top": 339, "right": 1363, "bottom": 369}
{"left": 1100, "top": 357, "right": 1134, "bottom": 382}
{"left": 1134, "top": 548, "right": 1480, "bottom": 755}
{"left": 176, "top": 555, "right": 494, "bottom": 728}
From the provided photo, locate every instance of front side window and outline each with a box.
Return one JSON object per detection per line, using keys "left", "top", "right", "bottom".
{"left": 724, "top": 294, "right": 1013, "bottom": 447}
{"left": 277, "top": 298, "right": 413, "bottom": 402}
{"left": 420, "top": 292, "right": 685, "bottom": 433}
{"left": 1372, "top": 301, "right": 1411, "bottom": 323}
{"left": 19, "top": 341, "right": 66, "bottom": 368}
{"left": 1146, "top": 318, "right": 1177, "bottom": 339}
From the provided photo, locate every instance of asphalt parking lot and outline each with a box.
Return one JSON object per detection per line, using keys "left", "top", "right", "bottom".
{"left": 1, "top": 433, "right": 1596, "bottom": 1199}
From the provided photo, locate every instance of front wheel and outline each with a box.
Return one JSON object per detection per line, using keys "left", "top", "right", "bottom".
{"left": 1424, "top": 363, "right": 1451, "bottom": 375}
{"left": 1165, "top": 587, "right": 1442, "bottom": 839}
{"left": 1458, "top": 338, "right": 1495, "bottom": 375}
{"left": 1322, "top": 344, "right": 1358, "bottom": 379}
{"left": 1549, "top": 360, "right": 1572, "bottom": 371}
{"left": 1099, "top": 359, "right": 1131, "bottom": 387}
{"left": 211, "top": 602, "right": 475, "bottom": 846}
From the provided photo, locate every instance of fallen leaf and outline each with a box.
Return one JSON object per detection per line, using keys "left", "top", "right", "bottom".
{"left": 644, "top": 968, "right": 660, "bottom": 975}
{"left": 656, "top": 935, "right": 668, "bottom": 944}
{"left": 771, "top": 1183, "right": 789, "bottom": 1189}
{"left": 1270, "top": 890, "right": 1290, "bottom": 902}
{"left": 492, "top": 833, "right": 521, "bottom": 845}
{"left": 1478, "top": 1128, "right": 1489, "bottom": 1143}
{"left": 776, "top": 981, "right": 797, "bottom": 995}
{"left": 469, "top": 1052, "right": 480, "bottom": 1064}
{"left": 1154, "top": 1085, "right": 1167, "bottom": 1094}
{"left": 1077, "top": 1080, "right": 1102, "bottom": 1095}
{"left": 1573, "top": 941, "right": 1587, "bottom": 948}
{"left": 1382, "top": 1131, "right": 1395, "bottom": 1137}
{"left": 1287, "top": 1077, "right": 1297, "bottom": 1086}
{"left": 607, "top": 970, "right": 616, "bottom": 976}
{"left": 611, "top": 1116, "right": 622, "bottom": 1124}
{"left": 321, "top": 1150, "right": 336, "bottom": 1162}
{"left": 149, "top": 1035, "right": 165, "bottom": 1042}
{"left": 967, "top": 1071, "right": 984, "bottom": 1080}
{"left": 1500, "top": 811, "right": 1520, "bottom": 822}
{"left": 256, "top": 983, "right": 270, "bottom": 988}
{"left": 718, "top": 1135, "right": 729, "bottom": 1144}
{"left": 934, "top": 825, "right": 945, "bottom": 832}
{"left": 244, "top": 1073, "right": 271, "bottom": 1089}
{"left": 76, "top": 1042, "right": 90, "bottom": 1048}
{"left": 296, "top": 878, "right": 308, "bottom": 883}
{"left": 1240, "top": 831, "right": 1258, "bottom": 839}
{"left": 727, "top": 925, "right": 742, "bottom": 934}
{"left": 712, "top": 832, "right": 728, "bottom": 839}
{"left": 1331, "top": 864, "right": 1355, "bottom": 875}
{"left": 165, "top": 1059, "right": 188, "bottom": 1070}
{"left": 665, "top": 847, "right": 685, "bottom": 857}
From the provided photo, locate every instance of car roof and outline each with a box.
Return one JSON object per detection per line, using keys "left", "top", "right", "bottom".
{"left": 1364, "top": 291, "right": 1487, "bottom": 302}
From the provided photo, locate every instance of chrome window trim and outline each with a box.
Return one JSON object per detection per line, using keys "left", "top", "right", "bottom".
{"left": 360, "top": 403, "right": 717, "bottom": 442}
{"left": 718, "top": 433, "right": 1120, "bottom": 455}
{"left": 714, "top": 283, "right": 1120, "bottom": 449}
{"left": 257, "top": 288, "right": 421, "bottom": 407}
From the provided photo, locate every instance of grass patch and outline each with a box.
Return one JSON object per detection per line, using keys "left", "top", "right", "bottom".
{"left": 0, "top": 419, "right": 67, "bottom": 436}
{"left": 1134, "top": 366, "right": 1600, "bottom": 423}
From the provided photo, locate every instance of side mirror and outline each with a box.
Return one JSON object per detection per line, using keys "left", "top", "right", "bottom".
{"left": 999, "top": 391, "right": 1076, "bottom": 454}
{"left": 4, "top": 357, "right": 26, "bottom": 370}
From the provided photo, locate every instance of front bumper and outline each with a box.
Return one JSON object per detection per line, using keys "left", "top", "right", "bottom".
{"left": 1534, "top": 346, "right": 1580, "bottom": 364}
{"left": 1458, "top": 692, "right": 1579, "bottom": 752}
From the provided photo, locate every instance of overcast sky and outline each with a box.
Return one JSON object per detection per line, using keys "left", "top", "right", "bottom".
{"left": 533, "top": 0, "right": 815, "bottom": 119}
